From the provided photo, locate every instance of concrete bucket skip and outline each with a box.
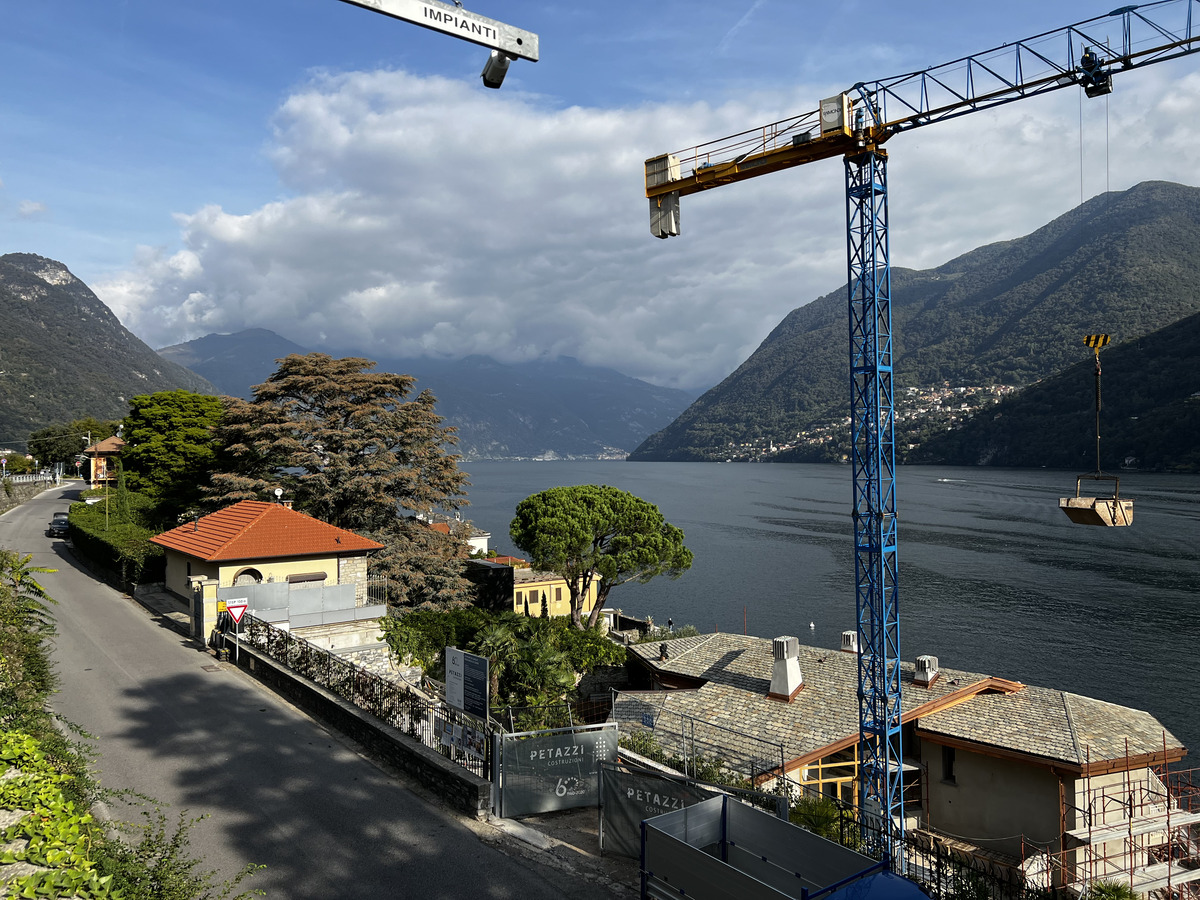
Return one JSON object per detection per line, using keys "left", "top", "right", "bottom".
{"left": 1060, "top": 472, "right": 1133, "bottom": 526}
{"left": 1058, "top": 334, "right": 1133, "bottom": 527}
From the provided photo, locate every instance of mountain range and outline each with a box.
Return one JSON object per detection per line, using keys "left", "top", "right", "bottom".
{"left": 7, "top": 179, "right": 1200, "bottom": 470}
{"left": 157, "top": 330, "right": 697, "bottom": 460}
{"left": 0, "top": 257, "right": 693, "bottom": 460}
{"left": 0, "top": 253, "right": 215, "bottom": 444}
{"left": 630, "top": 181, "right": 1200, "bottom": 468}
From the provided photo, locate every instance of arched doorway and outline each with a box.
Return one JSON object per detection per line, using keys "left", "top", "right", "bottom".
{"left": 232, "top": 568, "right": 263, "bottom": 586}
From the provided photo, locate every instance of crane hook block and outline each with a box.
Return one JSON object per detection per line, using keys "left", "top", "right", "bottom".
{"left": 1079, "top": 47, "right": 1114, "bottom": 98}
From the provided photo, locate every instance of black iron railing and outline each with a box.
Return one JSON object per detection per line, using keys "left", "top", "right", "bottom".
{"left": 238, "top": 616, "right": 492, "bottom": 778}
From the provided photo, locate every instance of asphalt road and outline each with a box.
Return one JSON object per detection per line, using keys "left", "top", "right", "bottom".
{"left": 2, "top": 485, "right": 619, "bottom": 899}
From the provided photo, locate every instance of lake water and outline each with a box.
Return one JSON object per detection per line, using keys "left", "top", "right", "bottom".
{"left": 458, "top": 460, "right": 1200, "bottom": 758}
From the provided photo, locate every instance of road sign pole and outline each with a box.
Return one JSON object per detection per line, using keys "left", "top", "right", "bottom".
{"left": 225, "top": 601, "right": 249, "bottom": 665}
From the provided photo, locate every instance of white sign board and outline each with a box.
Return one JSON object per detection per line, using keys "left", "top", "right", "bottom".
{"left": 445, "top": 646, "right": 489, "bottom": 721}
{"left": 226, "top": 601, "right": 248, "bottom": 624}
{"left": 337, "top": 0, "right": 538, "bottom": 61}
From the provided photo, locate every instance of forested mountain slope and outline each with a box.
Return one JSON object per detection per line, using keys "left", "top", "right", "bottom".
{"left": 0, "top": 253, "right": 215, "bottom": 444}
{"left": 630, "top": 181, "right": 1200, "bottom": 462}
{"left": 159, "top": 331, "right": 695, "bottom": 460}
{"left": 910, "top": 311, "right": 1200, "bottom": 472}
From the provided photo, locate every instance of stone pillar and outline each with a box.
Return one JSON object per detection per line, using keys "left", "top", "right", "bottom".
{"left": 338, "top": 555, "right": 370, "bottom": 606}
{"left": 188, "top": 575, "right": 219, "bottom": 640}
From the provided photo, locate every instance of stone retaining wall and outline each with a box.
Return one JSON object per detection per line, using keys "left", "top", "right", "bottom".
{"left": 0, "top": 481, "right": 51, "bottom": 517}
{"left": 232, "top": 643, "right": 493, "bottom": 818}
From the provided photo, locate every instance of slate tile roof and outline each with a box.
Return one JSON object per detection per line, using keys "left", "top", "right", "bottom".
{"left": 626, "top": 633, "right": 1184, "bottom": 770}
{"left": 921, "top": 687, "right": 1182, "bottom": 766}
{"left": 150, "top": 500, "right": 383, "bottom": 562}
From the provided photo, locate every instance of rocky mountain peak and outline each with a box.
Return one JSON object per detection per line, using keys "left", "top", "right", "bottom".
{"left": 0, "top": 252, "right": 79, "bottom": 287}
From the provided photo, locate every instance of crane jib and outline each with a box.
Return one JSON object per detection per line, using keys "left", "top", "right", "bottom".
{"left": 644, "top": 1, "right": 1200, "bottom": 203}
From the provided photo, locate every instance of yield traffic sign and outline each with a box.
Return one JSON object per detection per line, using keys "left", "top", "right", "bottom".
{"left": 226, "top": 602, "right": 248, "bottom": 624}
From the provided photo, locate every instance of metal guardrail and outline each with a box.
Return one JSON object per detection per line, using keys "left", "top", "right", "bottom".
{"left": 2, "top": 473, "right": 58, "bottom": 485}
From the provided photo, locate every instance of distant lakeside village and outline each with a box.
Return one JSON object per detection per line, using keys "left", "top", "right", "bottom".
{"left": 725, "top": 383, "right": 1015, "bottom": 461}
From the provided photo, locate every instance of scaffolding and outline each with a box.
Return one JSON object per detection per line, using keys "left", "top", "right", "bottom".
{"left": 1062, "top": 752, "right": 1200, "bottom": 898}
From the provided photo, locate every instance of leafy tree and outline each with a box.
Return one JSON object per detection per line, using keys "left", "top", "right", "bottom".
{"left": 379, "top": 606, "right": 492, "bottom": 671}
{"left": 510, "top": 485, "right": 693, "bottom": 630}
{"left": 1, "top": 452, "right": 34, "bottom": 474}
{"left": 209, "top": 354, "right": 466, "bottom": 527}
{"left": 0, "top": 550, "right": 60, "bottom": 731}
{"left": 368, "top": 516, "right": 476, "bottom": 610}
{"left": 472, "top": 621, "right": 519, "bottom": 700}
{"left": 27, "top": 416, "right": 121, "bottom": 469}
{"left": 505, "top": 639, "right": 575, "bottom": 707}
{"left": 208, "top": 354, "right": 472, "bottom": 606}
{"left": 380, "top": 607, "right": 624, "bottom": 706}
{"left": 120, "top": 391, "right": 224, "bottom": 523}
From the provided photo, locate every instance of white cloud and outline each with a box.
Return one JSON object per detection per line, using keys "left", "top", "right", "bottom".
{"left": 94, "top": 65, "right": 1200, "bottom": 392}
{"left": 17, "top": 200, "right": 47, "bottom": 219}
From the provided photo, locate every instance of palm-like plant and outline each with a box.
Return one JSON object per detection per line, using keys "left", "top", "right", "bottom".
{"left": 1086, "top": 880, "right": 1140, "bottom": 900}
{"left": 509, "top": 641, "right": 576, "bottom": 708}
{"left": 471, "top": 622, "right": 519, "bottom": 701}
{"left": 0, "top": 549, "right": 58, "bottom": 633}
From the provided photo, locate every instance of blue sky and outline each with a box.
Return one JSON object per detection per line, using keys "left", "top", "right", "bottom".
{"left": 3, "top": 1, "right": 1199, "bottom": 392}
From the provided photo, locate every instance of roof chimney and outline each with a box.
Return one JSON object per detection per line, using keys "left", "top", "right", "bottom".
{"left": 768, "top": 636, "right": 804, "bottom": 702}
{"left": 841, "top": 630, "right": 858, "bottom": 653}
{"left": 281, "top": 499, "right": 294, "bottom": 509}
{"left": 914, "top": 654, "right": 940, "bottom": 688}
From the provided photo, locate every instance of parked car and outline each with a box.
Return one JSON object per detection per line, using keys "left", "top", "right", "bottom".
{"left": 46, "top": 511, "right": 70, "bottom": 538}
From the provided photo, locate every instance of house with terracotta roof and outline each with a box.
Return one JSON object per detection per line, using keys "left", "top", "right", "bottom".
{"left": 151, "top": 500, "right": 384, "bottom": 644}
{"left": 82, "top": 436, "right": 124, "bottom": 485}
{"left": 617, "top": 632, "right": 1197, "bottom": 896}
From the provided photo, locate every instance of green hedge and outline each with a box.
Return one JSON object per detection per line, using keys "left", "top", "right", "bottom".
{"left": 69, "top": 493, "right": 165, "bottom": 589}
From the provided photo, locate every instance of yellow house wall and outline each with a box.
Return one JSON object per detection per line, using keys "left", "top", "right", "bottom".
{"left": 163, "top": 550, "right": 218, "bottom": 599}
{"left": 214, "top": 555, "right": 340, "bottom": 588}
{"left": 162, "top": 551, "right": 342, "bottom": 597}
{"left": 922, "top": 740, "right": 1062, "bottom": 859}
{"left": 512, "top": 575, "right": 598, "bottom": 618}
{"left": 164, "top": 550, "right": 360, "bottom": 641}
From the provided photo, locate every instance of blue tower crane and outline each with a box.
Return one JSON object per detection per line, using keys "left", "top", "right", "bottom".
{"left": 645, "top": 0, "right": 1200, "bottom": 866}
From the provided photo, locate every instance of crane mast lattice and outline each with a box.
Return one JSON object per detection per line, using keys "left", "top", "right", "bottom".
{"left": 645, "top": 0, "right": 1200, "bottom": 866}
